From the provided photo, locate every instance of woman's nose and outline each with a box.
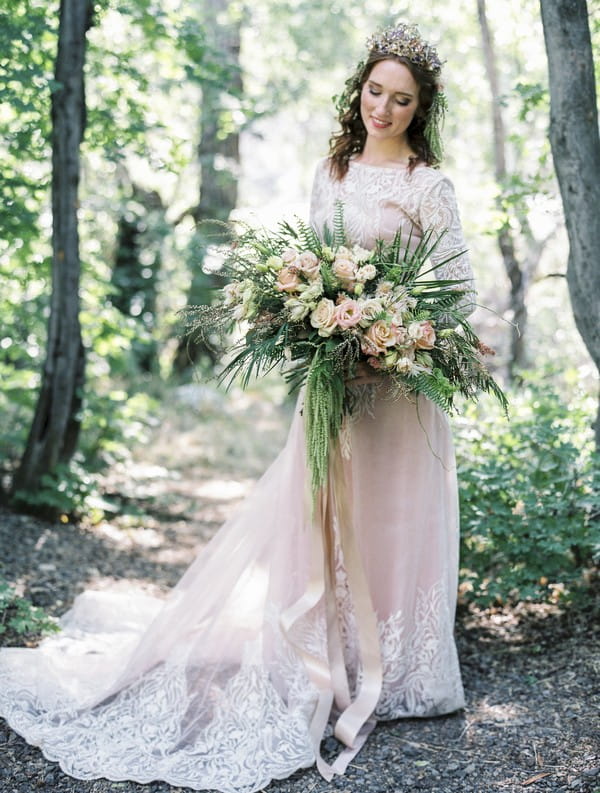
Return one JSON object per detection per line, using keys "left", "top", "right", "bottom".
{"left": 375, "top": 96, "right": 391, "bottom": 116}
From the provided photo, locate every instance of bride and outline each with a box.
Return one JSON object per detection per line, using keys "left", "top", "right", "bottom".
{"left": 0, "top": 21, "right": 475, "bottom": 793}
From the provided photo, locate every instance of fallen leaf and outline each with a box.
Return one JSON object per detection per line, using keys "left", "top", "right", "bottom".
{"left": 523, "top": 772, "right": 551, "bottom": 786}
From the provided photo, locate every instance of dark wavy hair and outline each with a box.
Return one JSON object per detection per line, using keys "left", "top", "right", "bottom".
{"left": 328, "top": 52, "right": 442, "bottom": 181}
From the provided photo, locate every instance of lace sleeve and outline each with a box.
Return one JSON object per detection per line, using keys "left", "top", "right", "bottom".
{"left": 418, "top": 176, "right": 476, "bottom": 318}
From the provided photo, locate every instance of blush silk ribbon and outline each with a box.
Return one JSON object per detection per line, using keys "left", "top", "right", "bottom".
{"left": 279, "top": 438, "right": 383, "bottom": 780}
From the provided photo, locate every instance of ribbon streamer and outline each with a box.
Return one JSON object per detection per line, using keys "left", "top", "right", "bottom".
{"left": 280, "top": 437, "right": 383, "bottom": 779}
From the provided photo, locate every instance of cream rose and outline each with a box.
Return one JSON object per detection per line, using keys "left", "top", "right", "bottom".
{"left": 276, "top": 266, "right": 302, "bottom": 292}
{"left": 332, "top": 256, "right": 357, "bottom": 285}
{"left": 335, "top": 298, "right": 362, "bottom": 329}
{"left": 310, "top": 298, "right": 338, "bottom": 337}
{"left": 297, "top": 251, "right": 321, "bottom": 279}
{"left": 408, "top": 320, "right": 436, "bottom": 349}
{"left": 281, "top": 248, "right": 300, "bottom": 266}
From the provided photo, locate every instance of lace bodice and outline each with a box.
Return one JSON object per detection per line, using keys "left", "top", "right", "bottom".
{"left": 309, "top": 158, "right": 476, "bottom": 316}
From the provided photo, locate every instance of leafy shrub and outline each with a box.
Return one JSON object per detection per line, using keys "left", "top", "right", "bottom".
{"left": 0, "top": 579, "right": 59, "bottom": 642}
{"left": 455, "top": 374, "right": 599, "bottom": 606}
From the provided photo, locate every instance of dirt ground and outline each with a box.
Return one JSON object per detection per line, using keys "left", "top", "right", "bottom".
{"left": 1, "top": 387, "right": 598, "bottom": 793}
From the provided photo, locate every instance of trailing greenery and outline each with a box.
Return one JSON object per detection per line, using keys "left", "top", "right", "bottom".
{"left": 0, "top": 579, "right": 59, "bottom": 640}
{"left": 456, "top": 374, "right": 599, "bottom": 606}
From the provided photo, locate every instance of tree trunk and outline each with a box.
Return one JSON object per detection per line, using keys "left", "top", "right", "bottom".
{"left": 12, "top": 0, "right": 93, "bottom": 504}
{"left": 112, "top": 183, "right": 165, "bottom": 373}
{"left": 540, "top": 0, "right": 600, "bottom": 448}
{"left": 172, "top": 0, "right": 242, "bottom": 374}
{"left": 477, "top": 0, "right": 529, "bottom": 379}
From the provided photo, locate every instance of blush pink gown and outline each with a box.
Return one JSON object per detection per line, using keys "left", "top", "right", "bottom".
{"left": 0, "top": 158, "right": 475, "bottom": 793}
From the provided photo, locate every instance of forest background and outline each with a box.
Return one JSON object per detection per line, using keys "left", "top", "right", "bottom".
{"left": 0, "top": 0, "right": 599, "bottom": 634}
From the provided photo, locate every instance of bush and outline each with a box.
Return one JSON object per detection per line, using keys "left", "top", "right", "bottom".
{"left": 455, "top": 373, "right": 599, "bottom": 606}
{"left": 0, "top": 579, "right": 59, "bottom": 643}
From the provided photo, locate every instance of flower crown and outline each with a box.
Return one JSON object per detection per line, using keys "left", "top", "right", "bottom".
{"left": 366, "top": 23, "right": 443, "bottom": 74}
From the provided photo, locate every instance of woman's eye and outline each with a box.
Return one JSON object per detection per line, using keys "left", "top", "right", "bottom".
{"left": 396, "top": 100, "right": 410, "bottom": 106}
{"left": 368, "top": 89, "right": 381, "bottom": 96}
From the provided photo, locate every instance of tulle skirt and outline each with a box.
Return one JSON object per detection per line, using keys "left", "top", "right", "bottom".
{"left": 0, "top": 385, "right": 464, "bottom": 792}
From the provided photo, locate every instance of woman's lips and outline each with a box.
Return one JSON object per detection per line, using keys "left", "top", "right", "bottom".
{"left": 371, "top": 116, "right": 391, "bottom": 129}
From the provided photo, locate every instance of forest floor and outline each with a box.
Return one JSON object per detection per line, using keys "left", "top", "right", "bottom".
{"left": 0, "top": 384, "right": 598, "bottom": 793}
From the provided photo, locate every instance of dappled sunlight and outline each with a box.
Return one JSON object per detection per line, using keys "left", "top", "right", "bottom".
{"left": 94, "top": 521, "right": 163, "bottom": 549}
{"left": 194, "top": 478, "right": 253, "bottom": 501}
{"left": 467, "top": 697, "right": 528, "bottom": 726}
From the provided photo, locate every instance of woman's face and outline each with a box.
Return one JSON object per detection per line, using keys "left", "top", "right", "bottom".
{"left": 360, "top": 59, "right": 420, "bottom": 144}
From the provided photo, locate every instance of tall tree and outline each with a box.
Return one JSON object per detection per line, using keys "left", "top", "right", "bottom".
{"left": 476, "top": 0, "right": 530, "bottom": 378}
{"left": 539, "top": 0, "right": 600, "bottom": 446}
{"left": 12, "top": 0, "right": 93, "bottom": 504}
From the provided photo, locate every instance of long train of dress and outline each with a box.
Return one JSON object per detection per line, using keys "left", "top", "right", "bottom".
{"left": 0, "top": 387, "right": 464, "bottom": 792}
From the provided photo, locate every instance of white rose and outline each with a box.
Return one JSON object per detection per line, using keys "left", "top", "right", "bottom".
{"left": 332, "top": 256, "right": 357, "bottom": 285}
{"left": 310, "top": 298, "right": 338, "bottom": 337}
{"left": 356, "top": 263, "right": 377, "bottom": 282}
{"left": 357, "top": 297, "right": 385, "bottom": 328}
{"left": 352, "top": 245, "right": 372, "bottom": 263}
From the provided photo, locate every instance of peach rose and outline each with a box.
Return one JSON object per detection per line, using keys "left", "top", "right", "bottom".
{"left": 310, "top": 298, "right": 338, "bottom": 337}
{"left": 408, "top": 320, "right": 436, "bottom": 349}
{"left": 363, "top": 319, "right": 398, "bottom": 353}
{"left": 335, "top": 298, "right": 362, "bottom": 329}
{"left": 276, "top": 266, "right": 302, "bottom": 292}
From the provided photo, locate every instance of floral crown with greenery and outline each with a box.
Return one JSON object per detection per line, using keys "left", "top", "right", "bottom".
{"left": 366, "top": 22, "right": 443, "bottom": 74}
{"left": 334, "top": 22, "right": 448, "bottom": 162}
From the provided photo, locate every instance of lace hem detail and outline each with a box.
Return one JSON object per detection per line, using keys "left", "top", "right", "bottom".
{"left": 0, "top": 661, "right": 315, "bottom": 793}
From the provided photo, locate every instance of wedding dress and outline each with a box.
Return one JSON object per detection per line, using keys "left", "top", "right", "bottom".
{"left": 0, "top": 158, "right": 475, "bottom": 793}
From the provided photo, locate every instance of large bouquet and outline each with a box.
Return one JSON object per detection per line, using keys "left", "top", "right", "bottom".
{"left": 181, "top": 205, "right": 507, "bottom": 496}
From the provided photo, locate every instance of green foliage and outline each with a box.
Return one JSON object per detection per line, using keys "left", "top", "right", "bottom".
{"left": 0, "top": 579, "right": 59, "bottom": 640}
{"left": 456, "top": 375, "right": 599, "bottom": 606}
